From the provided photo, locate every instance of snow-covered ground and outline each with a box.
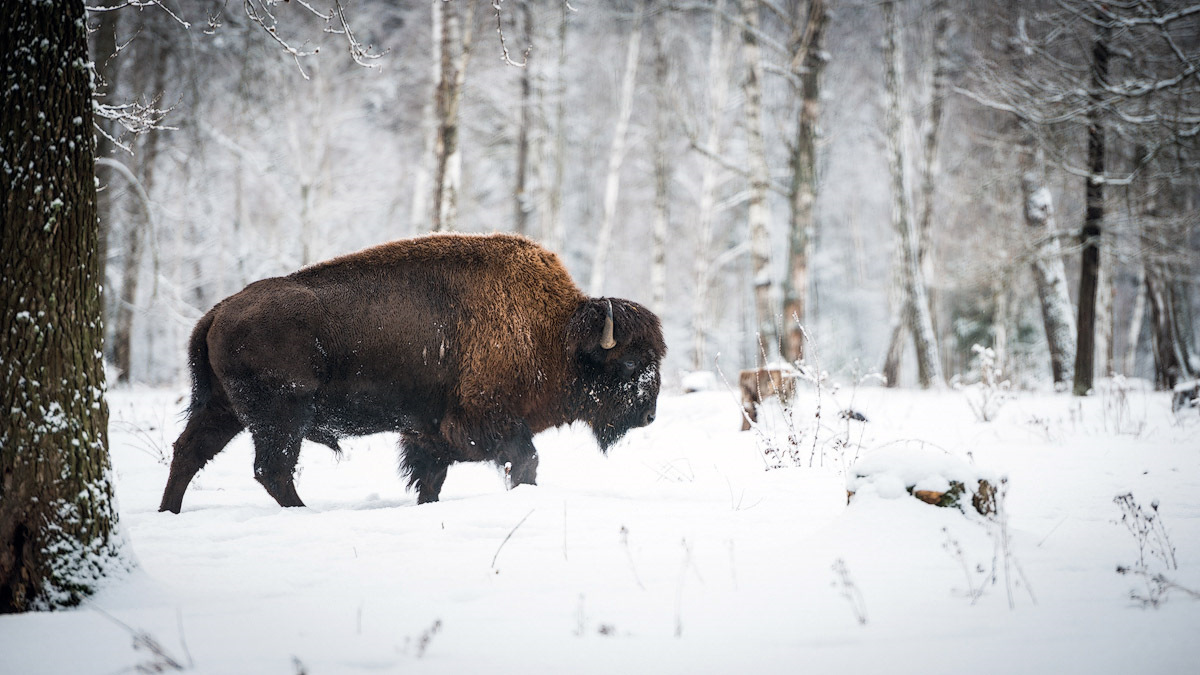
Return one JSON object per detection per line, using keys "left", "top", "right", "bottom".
{"left": 3, "top": 380, "right": 1199, "bottom": 673}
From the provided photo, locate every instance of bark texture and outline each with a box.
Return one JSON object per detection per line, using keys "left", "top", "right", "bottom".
{"left": 1, "top": 0, "right": 124, "bottom": 613}
{"left": 1072, "top": 17, "right": 1108, "bottom": 396}
{"left": 781, "top": 0, "right": 828, "bottom": 363}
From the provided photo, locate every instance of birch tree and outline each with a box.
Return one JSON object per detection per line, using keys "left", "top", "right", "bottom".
{"left": 431, "top": 0, "right": 478, "bottom": 232}
{"left": 589, "top": 1, "right": 645, "bottom": 297}
{"left": 650, "top": 10, "right": 673, "bottom": 316}
{"left": 513, "top": 0, "right": 535, "bottom": 236}
{"left": 881, "top": 0, "right": 943, "bottom": 388}
{"left": 1021, "top": 156, "right": 1077, "bottom": 386}
{"left": 741, "top": 0, "right": 778, "bottom": 364}
{"left": 781, "top": 0, "right": 828, "bottom": 363}
{"left": 540, "top": 0, "right": 570, "bottom": 254}
{"left": 690, "top": 0, "right": 733, "bottom": 370}
{"left": 2, "top": 0, "right": 126, "bottom": 612}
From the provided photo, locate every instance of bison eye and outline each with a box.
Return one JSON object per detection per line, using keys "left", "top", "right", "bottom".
{"left": 622, "top": 359, "right": 637, "bottom": 373}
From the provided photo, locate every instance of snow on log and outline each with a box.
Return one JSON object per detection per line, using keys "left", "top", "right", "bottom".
{"left": 846, "top": 444, "right": 997, "bottom": 516}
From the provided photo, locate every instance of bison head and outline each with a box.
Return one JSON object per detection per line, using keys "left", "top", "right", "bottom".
{"left": 566, "top": 298, "right": 667, "bottom": 451}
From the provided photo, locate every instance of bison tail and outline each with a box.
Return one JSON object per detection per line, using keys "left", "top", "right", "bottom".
{"left": 185, "top": 310, "right": 219, "bottom": 417}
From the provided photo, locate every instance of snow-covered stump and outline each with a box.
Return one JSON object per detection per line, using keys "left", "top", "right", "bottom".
{"left": 846, "top": 446, "right": 997, "bottom": 517}
{"left": 737, "top": 365, "right": 799, "bottom": 431}
{"left": 1172, "top": 380, "right": 1199, "bottom": 414}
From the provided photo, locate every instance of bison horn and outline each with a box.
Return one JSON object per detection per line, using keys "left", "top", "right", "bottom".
{"left": 600, "top": 300, "right": 616, "bottom": 350}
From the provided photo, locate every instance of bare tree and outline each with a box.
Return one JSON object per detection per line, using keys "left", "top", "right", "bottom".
{"left": 962, "top": 0, "right": 1199, "bottom": 393}
{"left": 781, "top": 0, "right": 828, "bottom": 363}
{"left": 690, "top": 0, "right": 733, "bottom": 370}
{"left": 1072, "top": 12, "right": 1109, "bottom": 395}
{"left": 432, "top": 0, "right": 478, "bottom": 232}
{"left": 650, "top": 10, "right": 673, "bottom": 316}
{"left": 741, "top": 0, "right": 778, "bottom": 364}
{"left": 541, "top": 0, "right": 571, "bottom": 254}
{"left": 2, "top": 0, "right": 124, "bottom": 612}
{"left": 588, "top": 0, "right": 645, "bottom": 296}
{"left": 513, "top": 1, "right": 535, "bottom": 236}
{"left": 1021, "top": 153, "right": 1077, "bottom": 386}
{"left": 881, "top": 0, "right": 943, "bottom": 388}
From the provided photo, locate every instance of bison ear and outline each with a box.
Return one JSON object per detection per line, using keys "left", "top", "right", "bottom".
{"left": 567, "top": 299, "right": 616, "bottom": 357}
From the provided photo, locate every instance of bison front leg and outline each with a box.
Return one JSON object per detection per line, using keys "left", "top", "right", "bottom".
{"left": 400, "top": 432, "right": 451, "bottom": 504}
{"left": 496, "top": 423, "right": 538, "bottom": 490}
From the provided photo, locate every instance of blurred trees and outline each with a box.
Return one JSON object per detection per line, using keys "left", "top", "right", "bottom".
{"left": 87, "top": 0, "right": 1197, "bottom": 392}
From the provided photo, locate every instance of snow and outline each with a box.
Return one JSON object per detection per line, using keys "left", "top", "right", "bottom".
{"left": 2, "top": 383, "right": 1199, "bottom": 673}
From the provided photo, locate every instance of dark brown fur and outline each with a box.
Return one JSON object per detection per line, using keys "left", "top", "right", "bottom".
{"left": 159, "top": 233, "right": 666, "bottom": 512}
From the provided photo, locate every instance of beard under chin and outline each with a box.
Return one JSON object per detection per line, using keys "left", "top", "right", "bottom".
{"left": 590, "top": 407, "right": 650, "bottom": 452}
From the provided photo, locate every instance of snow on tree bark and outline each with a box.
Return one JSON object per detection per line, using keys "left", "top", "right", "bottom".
{"left": 1021, "top": 165, "right": 1076, "bottom": 386}
{"left": 1, "top": 0, "right": 127, "bottom": 612}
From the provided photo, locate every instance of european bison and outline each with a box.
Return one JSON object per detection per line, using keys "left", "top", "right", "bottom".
{"left": 159, "top": 233, "right": 666, "bottom": 513}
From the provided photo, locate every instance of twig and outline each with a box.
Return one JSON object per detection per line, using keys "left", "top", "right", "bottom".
{"left": 491, "top": 508, "right": 535, "bottom": 569}
{"left": 492, "top": 0, "right": 531, "bottom": 67}
{"left": 620, "top": 526, "right": 646, "bottom": 591}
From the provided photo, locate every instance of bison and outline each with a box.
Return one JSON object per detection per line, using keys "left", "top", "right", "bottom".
{"left": 159, "top": 233, "right": 666, "bottom": 513}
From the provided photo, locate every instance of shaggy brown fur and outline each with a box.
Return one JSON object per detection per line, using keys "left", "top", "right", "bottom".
{"left": 159, "top": 233, "right": 666, "bottom": 512}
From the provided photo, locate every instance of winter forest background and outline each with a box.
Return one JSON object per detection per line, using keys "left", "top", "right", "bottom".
{"left": 92, "top": 0, "right": 1199, "bottom": 393}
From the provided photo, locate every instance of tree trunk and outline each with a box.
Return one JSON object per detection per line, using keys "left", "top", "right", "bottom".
{"left": 89, "top": 0, "right": 123, "bottom": 290}
{"left": 882, "top": 0, "right": 942, "bottom": 388}
{"left": 1020, "top": 157, "right": 1076, "bottom": 386}
{"left": 1096, "top": 252, "right": 1114, "bottom": 380}
{"left": 113, "top": 38, "right": 170, "bottom": 385}
{"left": 781, "top": 0, "right": 828, "bottom": 363}
{"left": 1, "top": 0, "right": 125, "bottom": 612}
{"left": 650, "top": 11, "right": 671, "bottom": 317}
{"left": 513, "top": 1, "right": 534, "bottom": 236}
{"left": 431, "top": 0, "right": 476, "bottom": 233}
{"left": 741, "top": 0, "right": 777, "bottom": 366}
{"left": 542, "top": 0, "right": 569, "bottom": 254}
{"left": 882, "top": 0, "right": 946, "bottom": 386}
{"left": 690, "top": 0, "right": 730, "bottom": 371}
{"left": 588, "top": 0, "right": 645, "bottom": 297}
{"left": 1122, "top": 265, "right": 1146, "bottom": 376}
{"left": 1145, "top": 261, "right": 1197, "bottom": 390}
{"left": 1072, "top": 17, "right": 1108, "bottom": 396}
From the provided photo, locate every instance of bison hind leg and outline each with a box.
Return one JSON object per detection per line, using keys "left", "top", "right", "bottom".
{"left": 160, "top": 402, "right": 244, "bottom": 513}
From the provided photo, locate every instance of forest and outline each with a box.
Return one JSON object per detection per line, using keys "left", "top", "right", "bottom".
{"left": 4, "top": 1, "right": 1200, "bottom": 666}
{"left": 85, "top": 0, "right": 1199, "bottom": 394}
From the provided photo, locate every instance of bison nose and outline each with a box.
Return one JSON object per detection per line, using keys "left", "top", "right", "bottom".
{"left": 642, "top": 409, "right": 656, "bottom": 426}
